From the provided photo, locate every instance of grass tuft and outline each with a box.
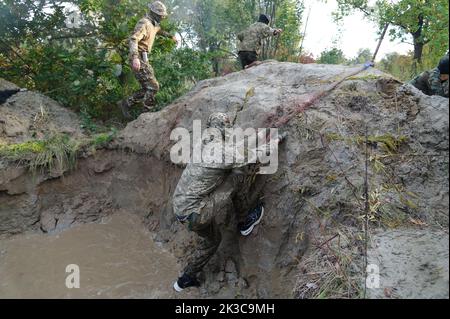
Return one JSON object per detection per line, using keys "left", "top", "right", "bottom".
{"left": 0, "top": 130, "right": 117, "bottom": 173}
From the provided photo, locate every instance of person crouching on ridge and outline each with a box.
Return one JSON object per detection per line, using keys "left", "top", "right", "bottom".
{"left": 409, "top": 54, "right": 449, "bottom": 98}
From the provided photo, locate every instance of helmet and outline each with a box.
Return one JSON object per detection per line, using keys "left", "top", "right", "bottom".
{"left": 149, "top": 1, "right": 168, "bottom": 18}
{"left": 438, "top": 54, "right": 449, "bottom": 75}
{"left": 207, "top": 113, "right": 231, "bottom": 133}
{"left": 258, "top": 14, "right": 271, "bottom": 25}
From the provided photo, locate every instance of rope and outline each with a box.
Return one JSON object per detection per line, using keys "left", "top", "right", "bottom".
{"left": 363, "top": 124, "right": 370, "bottom": 299}
{"left": 372, "top": 24, "right": 390, "bottom": 63}
{"left": 266, "top": 64, "right": 372, "bottom": 128}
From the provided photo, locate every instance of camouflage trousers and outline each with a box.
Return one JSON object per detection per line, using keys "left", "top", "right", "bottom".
{"left": 180, "top": 165, "right": 264, "bottom": 278}
{"left": 238, "top": 51, "right": 258, "bottom": 70}
{"left": 182, "top": 201, "right": 223, "bottom": 278}
{"left": 126, "top": 57, "right": 160, "bottom": 109}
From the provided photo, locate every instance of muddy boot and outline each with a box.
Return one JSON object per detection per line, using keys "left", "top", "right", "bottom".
{"left": 119, "top": 100, "right": 132, "bottom": 119}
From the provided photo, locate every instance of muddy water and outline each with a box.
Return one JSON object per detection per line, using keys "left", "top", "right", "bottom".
{"left": 0, "top": 212, "right": 187, "bottom": 299}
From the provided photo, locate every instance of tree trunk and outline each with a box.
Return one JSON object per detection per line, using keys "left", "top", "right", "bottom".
{"left": 413, "top": 41, "right": 424, "bottom": 63}
{"left": 411, "top": 13, "right": 425, "bottom": 66}
{"left": 209, "top": 43, "right": 220, "bottom": 76}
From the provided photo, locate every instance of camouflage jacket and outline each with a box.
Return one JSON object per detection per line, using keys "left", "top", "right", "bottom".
{"left": 172, "top": 132, "right": 277, "bottom": 218}
{"left": 128, "top": 16, "right": 172, "bottom": 61}
{"left": 443, "top": 79, "right": 449, "bottom": 98}
{"left": 409, "top": 68, "right": 448, "bottom": 97}
{"left": 237, "top": 22, "right": 276, "bottom": 55}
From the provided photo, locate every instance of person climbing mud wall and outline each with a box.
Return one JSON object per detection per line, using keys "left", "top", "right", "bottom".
{"left": 172, "top": 112, "right": 286, "bottom": 292}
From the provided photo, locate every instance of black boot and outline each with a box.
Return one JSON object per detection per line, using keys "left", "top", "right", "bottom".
{"left": 119, "top": 100, "right": 132, "bottom": 119}
{"left": 240, "top": 203, "right": 264, "bottom": 236}
{"left": 173, "top": 273, "right": 200, "bottom": 292}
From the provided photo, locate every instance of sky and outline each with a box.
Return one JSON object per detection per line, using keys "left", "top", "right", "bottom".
{"left": 300, "top": 0, "right": 412, "bottom": 61}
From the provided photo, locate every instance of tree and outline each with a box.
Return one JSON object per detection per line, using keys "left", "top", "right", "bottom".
{"left": 170, "top": 0, "right": 304, "bottom": 74}
{"left": 378, "top": 45, "right": 447, "bottom": 81}
{"left": 378, "top": 52, "right": 415, "bottom": 80}
{"left": 0, "top": 0, "right": 305, "bottom": 122}
{"left": 318, "top": 47, "right": 347, "bottom": 65}
{"left": 0, "top": 0, "right": 212, "bottom": 122}
{"left": 350, "top": 48, "right": 373, "bottom": 65}
{"left": 334, "top": 0, "right": 449, "bottom": 69}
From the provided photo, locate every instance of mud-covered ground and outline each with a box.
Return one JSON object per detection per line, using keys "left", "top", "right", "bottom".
{"left": 367, "top": 228, "right": 449, "bottom": 299}
{"left": 0, "top": 212, "right": 201, "bottom": 299}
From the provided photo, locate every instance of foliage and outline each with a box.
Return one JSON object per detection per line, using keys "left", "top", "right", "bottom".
{"left": 152, "top": 47, "right": 214, "bottom": 107}
{"left": 0, "top": 0, "right": 212, "bottom": 122}
{"left": 377, "top": 52, "right": 415, "bottom": 81}
{"left": 299, "top": 52, "right": 316, "bottom": 64}
{"left": 349, "top": 48, "right": 373, "bottom": 65}
{"left": 0, "top": 0, "right": 304, "bottom": 121}
{"left": 318, "top": 47, "right": 347, "bottom": 65}
{"left": 334, "top": 0, "right": 449, "bottom": 66}
{"left": 378, "top": 45, "right": 446, "bottom": 80}
{"left": 0, "top": 134, "right": 78, "bottom": 171}
{"left": 169, "top": 0, "right": 304, "bottom": 74}
{"left": 0, "top": 131, "right": 116, "bottom": 172}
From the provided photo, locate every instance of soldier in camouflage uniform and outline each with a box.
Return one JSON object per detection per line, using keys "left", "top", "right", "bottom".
{"left": 409, "top": 54, "right": 449, "bottom": 98}
{"left": 120, "top": 1, "right": 177, "bottom": 118}
{"left": 237, "top": 14, "right": 283, "bottom": 70}
{"left": 172, "top": 113, "right": 286, "bottom": 292}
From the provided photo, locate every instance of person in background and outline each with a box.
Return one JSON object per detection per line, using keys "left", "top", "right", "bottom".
{"left": 120, "top": 1, "right": 177, "bottom": 119}
{"left": 236, "top": 14, "right": 283, "bottom": 70}
{"left": 409, "top": 54, "right": 449, "bottom": 98}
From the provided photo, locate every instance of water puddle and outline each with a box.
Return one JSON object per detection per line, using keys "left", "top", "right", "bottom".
{"left": 0, "top": 212, "right": 183, "bottom": 298}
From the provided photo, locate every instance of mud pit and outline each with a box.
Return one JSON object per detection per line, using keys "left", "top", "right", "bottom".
{"left": 0, "top": 212, "right": 197, "bottom": 299}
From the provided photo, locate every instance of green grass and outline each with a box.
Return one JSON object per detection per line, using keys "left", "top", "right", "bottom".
{"left": 30, "top": 134, "right": 79, "bottom": 172}
{"left": 345, "top": 74, "right": 382, "bottom": 81}
{"left": 0, "top": 131, "right": 116, "bottom": 172}
{"left": 0, "top": 140, "right": 46, "bottom": 160}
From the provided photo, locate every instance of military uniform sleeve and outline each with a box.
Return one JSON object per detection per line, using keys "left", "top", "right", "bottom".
{"left": 129, "top": 19, "right": 147, "bottom": 60}
{"left": 225, "top": 130, "right": 277, "bottom": 169}
{"left": 237, "top": 31, "right": 244, "bottom": 42}
{"left": 259, "top": 24, "right": 276, "bottom": 39}
{"left": 157, "top": 29, "right": 173, "bottom": 38}
{"left": 409, "top": 75, "right": 419, "bottom": 86}
{"left": 443, "top": 80, "right": 449, "bottom": 98}
{"left": 429, "top": 69, "right": 445, "bottom": 97}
